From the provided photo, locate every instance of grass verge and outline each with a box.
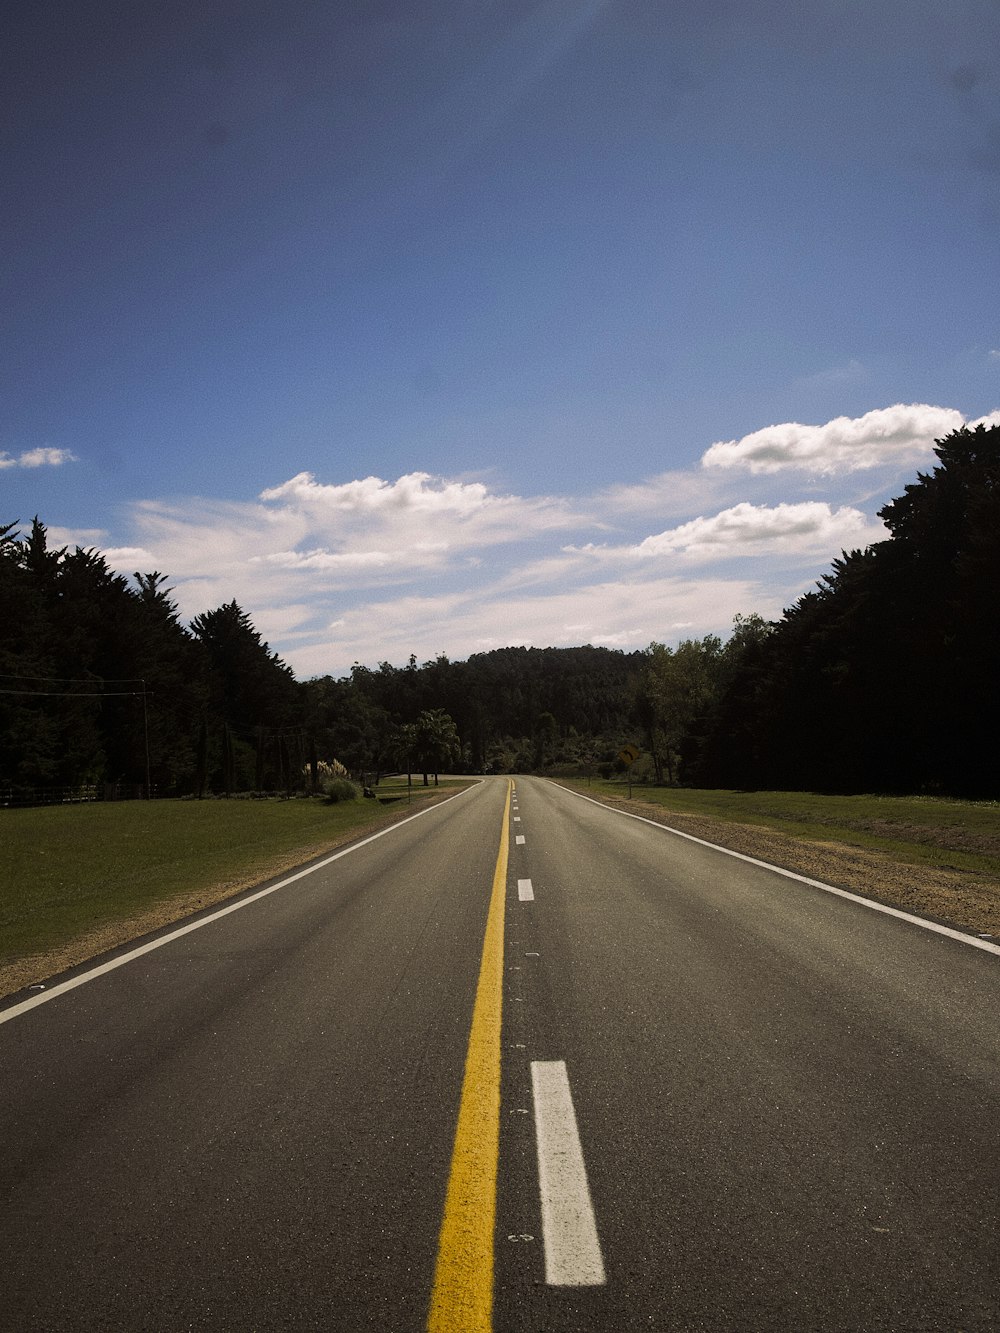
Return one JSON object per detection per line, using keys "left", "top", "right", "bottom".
{"left": 1, "top": 781, "right": 467, "bottom": 993}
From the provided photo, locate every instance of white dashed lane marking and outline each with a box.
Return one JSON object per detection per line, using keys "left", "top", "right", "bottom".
{"left": 531, "top": 1061, "right": 606, "bottom": 1287}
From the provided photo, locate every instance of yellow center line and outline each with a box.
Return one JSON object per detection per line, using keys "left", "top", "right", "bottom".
{"left": 427, "top": 779, "right": 511, "bottom": 1333}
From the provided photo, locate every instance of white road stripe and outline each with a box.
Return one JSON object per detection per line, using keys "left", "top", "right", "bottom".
{"left": 513, "top": 816, "right": 521, "bottom": 822}
{"left": 531, "top": 1061, "right": 605, "bottom": 1286}
{"left": 518, "top": 879, "right": 534, "bottom": 901}
{"left": 516, "top": 835, "right": 525, "bottom": 845}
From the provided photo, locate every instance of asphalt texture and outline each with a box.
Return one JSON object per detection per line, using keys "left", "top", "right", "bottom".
{"left": 2, "top": 776, "right": 999, "bottom": 1331}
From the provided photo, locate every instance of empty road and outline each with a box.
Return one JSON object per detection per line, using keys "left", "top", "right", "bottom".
{"left": 2, "top": 776, "right": 998, "bottom": 1330}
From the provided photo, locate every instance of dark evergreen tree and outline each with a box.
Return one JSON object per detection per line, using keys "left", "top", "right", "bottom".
{"left": 697, "top": 424, "right": 1000, "bottom": 796}
{"left": 190, "top": 600, "right": 299, "bottom": 790}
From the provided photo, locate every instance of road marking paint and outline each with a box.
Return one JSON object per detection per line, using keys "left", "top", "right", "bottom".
{"left": 557, "top": 784, "right": 1000, "bottom": 959}
{"left": 531, "top": 1061, "right": 606, "bottom": 1287}
{"left": 427, "top": 780, "right": 511, "bottom": 1332}
{"left": 0, "top": 785, "right": 479, "bottom": 1026}
{"left": 515, "top": 835, "right": 525, "bottom": 845}
{"left": 518, "top": 879, "right": 534, "bottom": 902}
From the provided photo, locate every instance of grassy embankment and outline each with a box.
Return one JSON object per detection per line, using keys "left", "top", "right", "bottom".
{"left": 1, "top": 779, "right": 466, "bottom": 978}
{"left": 560, "top": 780, "right": 1000, "bottom": 880}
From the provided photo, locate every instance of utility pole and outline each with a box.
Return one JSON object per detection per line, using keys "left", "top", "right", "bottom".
{"left": 142, "top": 680, "right": 151, "bottom": 799}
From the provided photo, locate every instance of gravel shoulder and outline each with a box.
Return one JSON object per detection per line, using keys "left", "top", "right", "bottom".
{"left": 564, "top": 787, "right": 1000, "bottom": 943}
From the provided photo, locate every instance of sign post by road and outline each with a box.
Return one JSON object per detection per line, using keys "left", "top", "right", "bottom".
{"left": 618, "top": 743, "right": 640, "bottom": 798}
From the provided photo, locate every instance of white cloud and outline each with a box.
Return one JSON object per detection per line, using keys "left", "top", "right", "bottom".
{"left": 45, "top": 526, "right": 105, "bottom": 547}
{"left": 0, "top": 447, "right": 77, "bottom": 469}
{"left": 601, "top": 467, "right": 741, "bottom": 518}
{"left": 102, "top": 546, "right": 157, "bottom": 568}
{"left": 567, "top": 502, "right": 885, "bottom": 564}
{"left": 259, "top": 470, "right": 489, "bottom": 514}
{"left": 701, "top": 403, "right": 973, "bottom": 475}
{"left": 258, "top": 470, "right": 579, "bottom": 550}
{"left": 634, "top": 501, "right": 885, "bottom": 560}
{"left": 88, "top": 473, "right": 590, "bottom": 632}
{"left": 251, "top": 603, "right": 318, "bottom": 641}
{"left": 129, "top": 498, "right": 306, "bottom": 578}
{"left": 281, "top": 573, "right": 780, "bottom": 679}
{"left": 19, "top": 527, "right": 155, "bottom": 569}
{"left": 21, "top": 447, "right": 77, "bottom": 468}
{"left": 488, "top": 550, "right": 597, "bottom": 592}
{"left": 251, "top": 549, "right": 395, "bottom": 572}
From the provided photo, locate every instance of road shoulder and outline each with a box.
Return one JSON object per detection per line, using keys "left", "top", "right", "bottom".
{"left": 0, "top": 788, "right": 464, "bottom": 1000}
{"left": 551, "top": 782, "right": 1000, "bottom": 942}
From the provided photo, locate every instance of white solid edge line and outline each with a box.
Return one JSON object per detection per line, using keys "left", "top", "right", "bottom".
{"left": 531, "top": 1060, "right": 606, "bottom": 1286}
{"left": 0, "top": 783, "right": 480, "bottom": 1026}
{"left": 518, "top": 878, "right": 535, "bottom": 901}
{"left": 554, "top": 782, "right": 1000, "bottom": 958}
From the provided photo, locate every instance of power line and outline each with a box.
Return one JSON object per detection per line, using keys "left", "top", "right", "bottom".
{"left": 0, "top": 673, "right": 147, "bottom": 684}
{"left": 0, "top": 689, "right": 146, "bottom": 697}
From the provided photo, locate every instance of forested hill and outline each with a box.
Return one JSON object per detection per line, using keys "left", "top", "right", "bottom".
{"left": 2, "top": 422, "right": 998, "bottom": 798}
{"left": 341, "top": 644, "right": 640, "bottom": 774}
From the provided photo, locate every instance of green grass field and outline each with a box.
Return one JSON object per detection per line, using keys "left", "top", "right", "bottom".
{"left": 1, "top": 781, "right": 462, "bottom": 966}
{"left": 563, "top": 780, "right": 1000, "bottom": 879}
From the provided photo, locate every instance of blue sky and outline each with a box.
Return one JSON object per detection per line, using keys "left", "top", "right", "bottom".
{"left": 3, "top": 0, "right": 999, "bottom": 676}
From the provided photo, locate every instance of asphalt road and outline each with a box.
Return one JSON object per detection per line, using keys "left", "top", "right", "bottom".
{"left": 2, "top": 776, "right": 999, "bottom": 1331}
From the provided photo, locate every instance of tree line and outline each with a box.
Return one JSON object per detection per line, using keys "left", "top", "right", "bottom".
{"left": 2, "top": 423, "right": 997, "bottom": 799}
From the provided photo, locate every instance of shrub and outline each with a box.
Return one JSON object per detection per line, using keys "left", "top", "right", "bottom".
{"left": 321, "top": 776, "right": 360, "bottom": 803}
